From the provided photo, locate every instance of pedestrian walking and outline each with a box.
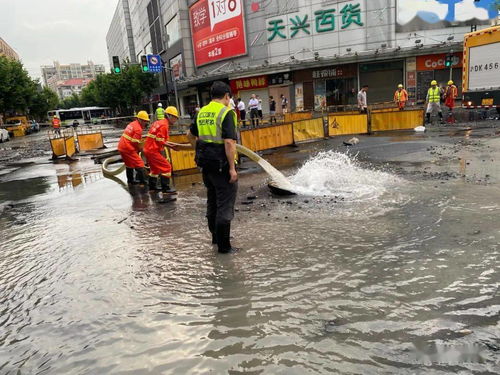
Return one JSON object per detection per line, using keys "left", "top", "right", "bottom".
{"left": 280, "top": 94, "right": 288, "bottom": 114}
{"left": 156, "top": 103, "right": 165, "bottom": 120}
{"left": 237, "top": 98, "right": 246, "bottom": 127}
{"left": 248, "top": 94, "right": 259, "bottom": 128}
{"left": 269, "top": 96, "right": 277, "bottom": 124}
{"left": 143, "top": 106, "right": 179, "bottom": 201}
{"left": 51, "top": 115, "right": 61, "bottom": 136}
{"left": 425, "top": 80, "right": 445, "bottom": 125}
{"left": 257, "top": 95, "right": 263, "bottom": 120}
{"left": 117, "top": 111, "right": 150, "bottom": 185}
{"left": 444, "top": 80, "right": 458, "bottom": 123}
{"left": 187, "top": 81, "right": 239, "bottom": 254}
{"left": 394, "top": 84, "right": 408, "bottom": 110}
{"left": 358, "top": 85, "right": 368, "bottom": 113}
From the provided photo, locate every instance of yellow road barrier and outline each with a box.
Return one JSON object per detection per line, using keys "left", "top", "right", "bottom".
{"left": 284, "top": 112, "right": 312, "bottom": 123}
{"left": 328, "top": 113, "right": 368, "bottom": 136}
{"left": 370, "top": 108, "right": 424, "bottom": 131}
{"left": 50, "top": 138, "right": 66, "bottom": 157}
{"left": 169, "top": 134, "right": 197, "bottom": 172}
{"left": 77, "top": 132, "right": 105, "bottom": 151}
{"left": 293, "top": 118, "right": 325, "bottom": 143}
{"left": 241, "top": 124, "right": 294, "bottom": 151}
{"left": 65, "top": 136, "right": 76, "bottom": 158}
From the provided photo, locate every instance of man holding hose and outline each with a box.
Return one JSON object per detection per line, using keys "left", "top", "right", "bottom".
{"left": 187, "top": 81, "right": 239, "bottom": 254}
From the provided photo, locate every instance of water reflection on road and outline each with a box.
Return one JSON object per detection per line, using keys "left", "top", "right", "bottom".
{"left": 0, "top": 131, "right": 499, "bottom": 374}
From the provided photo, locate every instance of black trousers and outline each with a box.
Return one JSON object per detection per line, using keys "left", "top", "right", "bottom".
{"left": 250, "top": 108, "right": 259, "bottom": 127}
{"left": 202, "top": 166, "right": 238, "bottom": 250}
{"left": 202, "top": 166, "right": 237, "bottom": 224}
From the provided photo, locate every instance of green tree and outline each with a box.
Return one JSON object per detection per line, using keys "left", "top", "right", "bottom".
{"left": 28, "top": 86, "right": 59, "bottom": 121}
{"left": 0, "top": 56, "right": 36, "bottom": 119}
{"left": 61, "top": 93, "right": 81, "bottom": 109}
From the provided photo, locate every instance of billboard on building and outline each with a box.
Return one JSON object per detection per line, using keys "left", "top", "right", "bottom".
{"left": 189, "top": 0, "right": 247, "bottom": 67}
{"left": 170, "top": 54, "right": 183, "bottom": 80}
{"left": 397, "top": 0, "right": 499, "bottom": 32}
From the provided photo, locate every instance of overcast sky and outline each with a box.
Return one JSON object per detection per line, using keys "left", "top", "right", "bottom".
{"left": 0, "top": 0, "right": 118, "bottom": 80}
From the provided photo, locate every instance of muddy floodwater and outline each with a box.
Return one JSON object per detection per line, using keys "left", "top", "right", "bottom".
{"left": 1, "top": 126, "right": 499, "bottom": 374}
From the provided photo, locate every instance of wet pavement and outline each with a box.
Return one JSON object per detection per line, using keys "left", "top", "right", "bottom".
{"left": 1, "top": 123, "right": 499, "bottom": 374}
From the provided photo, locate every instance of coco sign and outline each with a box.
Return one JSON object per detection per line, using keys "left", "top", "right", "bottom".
{"left": 416, "top": 52, "right": 463, "bottom": 71}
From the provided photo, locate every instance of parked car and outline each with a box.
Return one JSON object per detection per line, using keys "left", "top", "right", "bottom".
{"left": 30, "top": 120, "right": 40, "bottom": 132}
{"left": 0, "top": 128, "right": 10, "bottom": 142}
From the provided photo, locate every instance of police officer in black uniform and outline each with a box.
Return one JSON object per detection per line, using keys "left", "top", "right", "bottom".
{"left": 187, "top": 81, "right": 238, "bottom": 254}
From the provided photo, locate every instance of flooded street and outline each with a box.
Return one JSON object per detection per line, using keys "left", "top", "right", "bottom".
{"left": 1, "top": 126, "right": 499, "bottom": 374}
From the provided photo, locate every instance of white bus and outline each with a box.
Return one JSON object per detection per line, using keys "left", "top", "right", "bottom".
{"left": 47, "top": 107, "right": 112, "bottom": 126}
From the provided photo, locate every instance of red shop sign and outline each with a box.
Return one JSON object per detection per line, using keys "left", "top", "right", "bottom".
{"left": 416, "top": 52, "right": 463, "bottom": 71}
{"left": 189, "top": 0, "right": 247, "bottom": 67}
{"left": 230, "top": 75, "right": 268, "bottom": 92}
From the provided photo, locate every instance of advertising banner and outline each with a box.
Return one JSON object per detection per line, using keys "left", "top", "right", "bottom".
{"left": 397, "top": 0, "right": 499, "bottom": 32}
{"left": 189, "top": 0, "right": 247, "bottom": 67}
{"left": 416, "top": 52, "right": 463, "bottom": 71}
{"left": 170, "top": 54, "right": 183, "bottom": 80}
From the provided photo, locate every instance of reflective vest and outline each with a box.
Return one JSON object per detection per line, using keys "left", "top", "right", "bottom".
{"left": 394, "top": 89, "right": 408, "bottom": 102}
{"left": 427, "top": 87, "right": 441, "bottom": 103}
{"left": 196, "top": 101, "right": 237, "bottom": 144}
{"left": 52, "top": 118, "right": 60, "bottom": 128}
{"left": 144, "top": 119, "right": 169, "bottom": 154}
{"left": 117, "top": 120, "right": 143, "bottom": 153}
{"left": 156, "top": 107, "right": 165, "bottom": 120}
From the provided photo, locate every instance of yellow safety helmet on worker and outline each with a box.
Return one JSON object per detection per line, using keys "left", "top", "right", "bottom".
{"left": 431, "top": 80, "right": 438, "bottom": 86}
{"left": 448, "top": 80, "right": 454, "bottom": 85}
{"left": 136, "top": 110, "right": 150, "bottom": 124}
{"left": 165, "top": 106, "right": 179, "bottom": 118}
{"left": 398, "top": 84, "right": 403, "bottom": 88}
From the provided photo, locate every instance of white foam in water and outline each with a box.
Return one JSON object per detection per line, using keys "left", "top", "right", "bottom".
{"left": 288, "top": 151, "right": 401, "bottom": 200}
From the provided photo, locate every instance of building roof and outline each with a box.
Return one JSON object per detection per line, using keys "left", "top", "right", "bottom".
{"left": 61, "top": 78, "right": 92, "bottom": 86}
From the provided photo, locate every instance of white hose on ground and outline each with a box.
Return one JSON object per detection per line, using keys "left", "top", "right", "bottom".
{"left": 102, "top": 155, "right": 125, "bottom": 176}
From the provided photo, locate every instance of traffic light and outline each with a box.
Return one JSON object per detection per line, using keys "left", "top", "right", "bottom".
{"left": 444, "top": 54, "right": 453, "bottom": 68}
{"left": 112, "top": 56, "right": 121, "bottom": 74}
{"left": 140, "top": 55, "right": 149, "bottom": 72}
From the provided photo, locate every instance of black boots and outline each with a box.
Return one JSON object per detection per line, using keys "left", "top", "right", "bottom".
{"left": 160, "top": 175, "right": 176, "bottom": 195}
{"left": 216, "top": 221, "right": 235, "bottom": 253}
{"left": 126, "top": 167, "right": 135, "bottom": 184}
{"left": 439, "top": 112, "right": 445, "bottom": 124}
{"left": 149, "top": 176, "right": 159, "bottom": 191}
{"left": 207, "top": 216, "right": 217, "bottom": 244}
{"left": 425, "top": 113, "right": 430, "bottom": 124}
{"left": 134, "top": 168, "right": 146, "bottom": 185}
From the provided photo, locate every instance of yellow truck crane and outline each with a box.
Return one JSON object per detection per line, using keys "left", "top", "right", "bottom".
{"left": 462, "top": 25, "right": 500, "bottom": 113}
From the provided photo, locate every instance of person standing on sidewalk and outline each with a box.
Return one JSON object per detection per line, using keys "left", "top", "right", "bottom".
{"left": 237, "top": 98, "right": 246, "bottom": 127}
{"left": 257, "top": 95, "right": 263, "bottom": 121}
{"left": 357, "top": 85, "right": 368, "bottom": 113}
{"left": 143, "top": 106, "right": 179, "bottom": 201}
{"left": 248, "top": 94, "right": 259, "bottom": 128}
{"left": 425, "top": 80, "right": 445, "bottom": 125}
{"left": 117, "top": 111, "right": 149, "bottom": 186}
{"left": 280, "top": 94, "right": 288, "bottom": 114}
{"left": 187, "top": 81, "right": 239, "bottom": 254}
{"left": 444, "top": 80, "right": 458, "bottom": 123}
{"left": 394, "top": 84, "right": 408, "bottom": 110}
{"left": 269, "top": 96, "right": 277, "bottom": 124}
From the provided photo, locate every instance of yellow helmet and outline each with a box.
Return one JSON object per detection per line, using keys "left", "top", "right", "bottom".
{"left": 136, "top": 110, "right": 150, "bottom": 121}
{"left": 165, "top": 106, "right": 179, "bottom": 118}
{"left": 398, "top": 84, "right": 403, "bottom": 88}
{"left": 448, "top": 80, "right": 454, "bottom": 85}
{"left": 431, "top": 80, "right": 438, "bottom": 85}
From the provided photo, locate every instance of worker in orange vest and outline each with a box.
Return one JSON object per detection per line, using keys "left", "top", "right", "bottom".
{"left": 444, "top": 80, "right": 458, "bottom": 123}
{"left": 52, "top": 115, "right": 61, "bottom": 136}
{"left": 117, "top": 111, "right": 150, "bottom": 185}
{"left": 143, "top": 106, "right": 180, "bottom": 199}
{"left": 394, "top": 84, "right": 408, "bottom": 110}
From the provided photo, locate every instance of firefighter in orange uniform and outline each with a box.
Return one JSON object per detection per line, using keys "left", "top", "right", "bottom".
{"left": 444, "top": 80, "right": 458, "bottom": 123}
{"left": 117, "top": 111, "right": 150, "bottom": 185}
{"left": 52, "top": 115, "right": 61, "bottom": 136}
{"left": 143, "top": 106, "right": 179, "bottom": 196}
{"left": 394, "top": 84, "right": 408, "bottom": 110}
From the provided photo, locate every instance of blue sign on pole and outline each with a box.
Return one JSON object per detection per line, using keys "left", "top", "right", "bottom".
{"left": 147, "top": 54, "right": 163, "bottom": 73}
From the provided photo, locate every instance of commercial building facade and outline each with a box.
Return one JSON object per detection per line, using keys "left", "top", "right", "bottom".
{"left": 106, "top": 0, "right": 137, "bottom": 66}
{"left": 0, "top": 37, "right": 19, "bottom": 61}
{"left": 106, "top": 0, "right": 499, "bottom": 116}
